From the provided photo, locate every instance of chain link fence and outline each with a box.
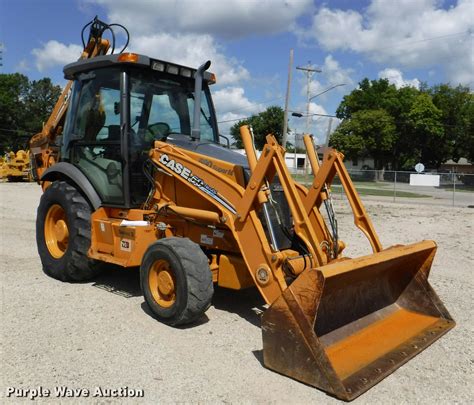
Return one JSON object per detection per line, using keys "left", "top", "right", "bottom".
{"left": 291, "top": 168, "right": 474, "bottom": 207}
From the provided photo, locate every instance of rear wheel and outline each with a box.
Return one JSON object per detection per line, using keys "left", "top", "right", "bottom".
{"left": 140, "top": 237, "right": 213, "bottom": 326}
{"left": 36, "top": 181, "right": 103, "bottom": 281}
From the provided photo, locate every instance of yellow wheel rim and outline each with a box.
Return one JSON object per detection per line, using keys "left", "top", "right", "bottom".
{"left": 44, "top": 204, "right": 69, "bottom": 259}
{"left": 148, "top": 259, "right": 176, "bottom": 308}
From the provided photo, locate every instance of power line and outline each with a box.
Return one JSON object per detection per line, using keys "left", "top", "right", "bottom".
{"left": 216, "top": 94, "right": 285, "bottom": 116}
{"left": 217, "top": 111, "right": 339, "bottom": 126}
{"left": 392, "top": 30, "right": 470, "bottom": 48}
{"left": 217, "top": 116, "right": 253, "bottom": 125}
{"left": 368, "top": 30, "right": 471, "bottom": 53}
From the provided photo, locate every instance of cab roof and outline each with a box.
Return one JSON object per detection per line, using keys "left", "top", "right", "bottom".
{"left": 63, "top": 53, "right": 216, "bottom": 84}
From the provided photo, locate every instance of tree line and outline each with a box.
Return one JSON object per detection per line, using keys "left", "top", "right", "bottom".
{"left": 229, "top": 106, "right": 288, "bottom": 150}
{"left": 0, "top": 73, "right": 61, "bottom": 152}
{"left": 330, "top": 79, "right": 473, "bottom": 170}
{"left": 1, "top": 72, "right": 472, "bottom": 171}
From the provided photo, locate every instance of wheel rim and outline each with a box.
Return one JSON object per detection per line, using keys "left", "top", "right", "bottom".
{"left": 44, "top": 204, "right": 69, "bottom": 259}
{"left": 148, "top": 259, "right": 176, "bottom": 308}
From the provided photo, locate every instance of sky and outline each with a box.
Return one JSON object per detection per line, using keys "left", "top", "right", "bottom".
{"left": 0, "top": 0, "right": 473, "bottom": 145}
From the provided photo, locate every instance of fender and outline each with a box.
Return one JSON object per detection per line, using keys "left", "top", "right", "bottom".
{"left": 41, "top": 162, "right": 102, "bottom": 210}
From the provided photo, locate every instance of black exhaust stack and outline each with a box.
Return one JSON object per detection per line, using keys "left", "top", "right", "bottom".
{"left": 191, "top": 60, "right": 211, "bottom": 141}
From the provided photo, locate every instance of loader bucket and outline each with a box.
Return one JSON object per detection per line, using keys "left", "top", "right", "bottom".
{"left": 262, "top": 240, "right": 454, "bottom": 401}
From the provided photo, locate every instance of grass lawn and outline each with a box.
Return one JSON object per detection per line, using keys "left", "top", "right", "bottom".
{"left": 292, "top": 175, "right": 428, "bottom": 198}
{"left": 330, "top": 185, "right": 430, "bottom": 198}
{"left": 438, "top": 185, "right": 474, "bottom": 193}
{"left": 293, "top": 175, "right": 392, "bottom": 188}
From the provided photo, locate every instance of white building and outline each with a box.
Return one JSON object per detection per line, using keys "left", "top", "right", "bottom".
{"left": 233, "top": 146, "right": 371, "bottom": 175}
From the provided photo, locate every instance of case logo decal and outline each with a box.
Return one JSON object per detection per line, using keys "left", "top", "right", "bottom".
{"left": 158, "top": 154, "right": 236, "bottom": 214}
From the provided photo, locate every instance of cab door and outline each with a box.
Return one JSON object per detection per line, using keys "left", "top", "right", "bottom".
{"left": 65, "top": 68, "right": 126, "bottom": 206}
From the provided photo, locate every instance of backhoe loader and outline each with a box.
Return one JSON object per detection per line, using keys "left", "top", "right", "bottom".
{"left": 31, "top": 17, "right": 454, "bottom": 401}
{"left": 3, "top": 149, "right": 32, "bottom": 181}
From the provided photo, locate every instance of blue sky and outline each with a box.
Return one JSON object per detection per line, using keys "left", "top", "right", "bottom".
{"left": 1, "top": 0, "right": 473, "bottom": 144}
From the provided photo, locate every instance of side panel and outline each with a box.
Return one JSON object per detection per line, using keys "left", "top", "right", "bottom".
{"left": 89, "top": 208, "right": 158, "bottom": 267}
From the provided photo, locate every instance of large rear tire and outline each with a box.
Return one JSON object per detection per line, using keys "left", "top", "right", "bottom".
{"left": 140, "top": 237, "right": 213, "bottom": 326}
{"left": 36, "top": 180, "right": 103, "bottom": 281}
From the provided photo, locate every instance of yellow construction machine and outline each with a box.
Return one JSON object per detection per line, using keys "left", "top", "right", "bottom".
{"left": 2, "top": 149, "right": 32, "bottom": 181}
{"left": 0, "top": 154, "right": 9, "bottom": 180}
{"left": 31, "top": 17, "right": 454, "bottom": 401}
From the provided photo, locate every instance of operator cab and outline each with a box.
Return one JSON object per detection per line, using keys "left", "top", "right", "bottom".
{"left": 61, "top": 53, "right": 220, "bottom": 208}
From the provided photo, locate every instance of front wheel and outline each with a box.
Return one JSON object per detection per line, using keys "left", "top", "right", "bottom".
{"left": 140, "top": 237, "right": 213, "bottom": 326}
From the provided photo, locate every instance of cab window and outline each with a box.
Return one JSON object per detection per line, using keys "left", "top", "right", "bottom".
{"left": 69, "top": 68, "right": 124, "bottom": 205}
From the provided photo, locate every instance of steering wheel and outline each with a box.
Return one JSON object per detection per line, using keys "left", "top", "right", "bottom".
{"left": 146, "top": 122, "right": 171, "bottom": 142}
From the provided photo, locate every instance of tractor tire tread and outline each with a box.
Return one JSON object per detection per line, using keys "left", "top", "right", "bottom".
{"left": 36, "top": 181, "right": 103, "bottom": 282}
{"left": 160, "top": 237, "right": 213, "bottom": 324}
{"left": 142, "top": 237, "right": 213, "bottom": 326}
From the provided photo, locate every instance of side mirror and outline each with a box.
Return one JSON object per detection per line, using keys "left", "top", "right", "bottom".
{"left": 114, "top": 102, "right": 120, "bottom": 115}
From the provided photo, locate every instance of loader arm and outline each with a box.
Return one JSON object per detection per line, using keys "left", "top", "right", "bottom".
{"left": 302, "top": 135, "right": 382, "bottom": 253}
{"left": 149, "top": 127, "right": 359, "bottom": 304}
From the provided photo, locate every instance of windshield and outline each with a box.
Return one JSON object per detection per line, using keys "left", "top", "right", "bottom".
{"left": 129, "top": 68, "right": 217, "bottom": 144}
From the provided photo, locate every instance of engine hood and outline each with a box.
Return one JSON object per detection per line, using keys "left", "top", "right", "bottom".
{"left": 166, "top": 135, "right": 249, "bottom": 168}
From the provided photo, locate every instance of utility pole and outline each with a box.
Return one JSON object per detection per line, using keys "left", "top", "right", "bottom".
{"left": 296, "top": 62, "right": 321, "bottom": 134}
{"left": 282, "top": 49, "right": 293, "bottom": 148}
{"left": 324, "top": 117, "right": 333, "bottom": 146}
{"left": 0, "top": 43, "right": 3, "bottom": 68}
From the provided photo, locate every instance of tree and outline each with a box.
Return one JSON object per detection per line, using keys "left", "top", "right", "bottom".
{"left": 430, "top": 84, "right": 474, "bottom": 163}
{"left": 0, "top": 74, "right": 61, "bottom": 153}
{"left": 459, "top": 99, "right": 474, "bottom": 163}
{"left": 390, "top": 85, "right": 420, "bottom": 169}
{"left": 329, "top": 109, "right": 396, "bottom": 170}
{"left": 406, "top": 93, "right": 444, "bottom": 168}
{"left": 23, "top": 78, "right": 62, "bottom": 133}
{"left": 230, "top": 106, "right": 287, "bottom": 150}
{"left": 333, "top": 78, "right": 472, "bottom": 169}
{"left": 336, "top": 78, "right": 400, "bottom": 120}
{"left": 335, "top": 78, "right": 420, "bottom": 169}
{"left": 0, "top": 73, "right": 29, "bottom": 152}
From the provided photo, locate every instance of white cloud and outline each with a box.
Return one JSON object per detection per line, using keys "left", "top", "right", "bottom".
{"left": 32, "top": 40, "right": 82, "bottom": 72}
{"left": 302, "top": 0, "right": 474, "bottom": 85}
{"left": 212, "top": 86, "right": 263, "bottom": 135}
{"left": 378, "top": 68, "right": 420, "bottom": 89}
{"left": 322, "top": 55, "right": 354, "bottom": 88}
{"left": 15, "top": 59, "right": 30, "bottom": 72}
{"left": 298, "top": 55, "right": 353, "bottom": 100}
{"left": 29, "top": 33, "right": 249, "bottom": 87}
{"left": 213, "top": 87, "right": 258, "bottom": 115}
{"left": 129, "top": 33, "right": 249, "bottom": 86}
{"left": 289, "top": 102, "right": 337, "bottom": 145}
{"left": 89, "top": 0, "right": 311, "bottom": 38}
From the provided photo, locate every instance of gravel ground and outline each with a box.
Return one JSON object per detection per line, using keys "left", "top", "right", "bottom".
{"left": 1, "top": 182, "right": 473, "bottom": 404}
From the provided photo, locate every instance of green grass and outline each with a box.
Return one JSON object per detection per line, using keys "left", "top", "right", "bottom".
{"left": 452, "top": 188, "right": 474, "bottom": 193}
{"left": 330, "top": 185, "right": 430, "bottom": 198}
{"left": 350, "top": 181, "right": 391, "bottom": 187}
{"left": 291, "top": 174, "right": 432, "bottom": 197}
{"left": 438, "top": 185, "right": 474, "bottom": 193}
{"left": 293, "top": 175, "right": 391, "bottom": 188}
